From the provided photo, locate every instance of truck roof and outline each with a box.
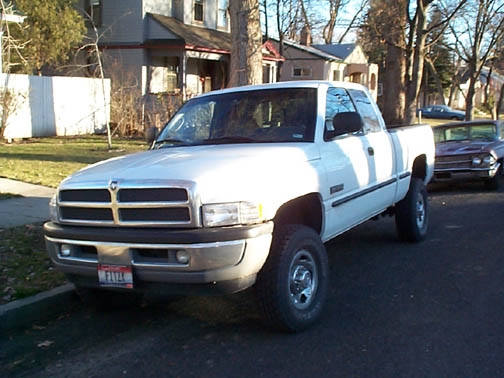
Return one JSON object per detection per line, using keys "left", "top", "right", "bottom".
{"left": 194, "top": 80, "right": 371, "bottom": 98}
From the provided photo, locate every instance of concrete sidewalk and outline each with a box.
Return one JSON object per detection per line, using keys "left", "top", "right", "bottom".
{"left": 0, "top": 178, "right": 56, "bottom": 228}
{"left": 0, "top": 178, "right": 77, "bottom": 331}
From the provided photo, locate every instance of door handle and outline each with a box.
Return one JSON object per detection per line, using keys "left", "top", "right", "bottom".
{"left": 367, "top": 147, "right": 374, "bottom": 156}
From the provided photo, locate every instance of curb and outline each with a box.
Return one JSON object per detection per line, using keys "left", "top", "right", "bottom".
{"left": 0, "top": 283, "right": 77, "bottom": 332}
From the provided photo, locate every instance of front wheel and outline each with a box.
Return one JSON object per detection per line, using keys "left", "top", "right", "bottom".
{"left": 395, "top": 178, "right": 429, "bottom": 242}
{"left": 255, "top": 225, "right": 329, "bottom": 332}
{"left": 484, "top": 164, "right": 501, "bottom": 190}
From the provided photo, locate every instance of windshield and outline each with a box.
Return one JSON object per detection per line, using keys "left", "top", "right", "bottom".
{"left": 434, "top": 124, "right": 497, "bottom": 143}
{"left": 153, "top": 88, "right": 317, "bottom": 148}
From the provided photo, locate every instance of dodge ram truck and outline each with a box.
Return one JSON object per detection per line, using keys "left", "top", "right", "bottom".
{"left": 44, "top": 80, "right": 435, "bottom": 332}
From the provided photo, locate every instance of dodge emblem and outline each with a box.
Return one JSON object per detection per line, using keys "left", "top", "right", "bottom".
{"left": 109, "top": 180, "right": 118, "bottom": 191}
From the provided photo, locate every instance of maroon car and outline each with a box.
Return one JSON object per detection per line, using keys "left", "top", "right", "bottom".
{"left": 432, "top": 120, "right": 504, "bottom": 189}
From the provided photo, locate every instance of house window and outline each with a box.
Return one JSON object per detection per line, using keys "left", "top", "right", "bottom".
{"left": 333, "top": 70, "right": 341, "bottom": 81}
{"left": 194, "top": 0, "right": 204, "bottom": 22}
{"left": 292, "top": 67, "right": 312, "bottom": 78}
{"left": 350, "top": 73, "right": 362, "bottom": 84}
{"left": 165, "top": 64, "right": 179, "bottom": 92}
{"left": 85, "top": 0, "right": 102, "bottom": 27}
{"left": 150, "top": 57, "right": 179, "bottom": 93}
{"left": 217, "top": 0, "right": 228, "bottom": 29}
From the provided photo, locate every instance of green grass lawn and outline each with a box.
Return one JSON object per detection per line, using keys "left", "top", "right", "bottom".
{"left": 0, "top": 223, "right": 67, "bottom": 304}
{"left": 0, "top": 135, "right": 148, "bottom": 188}
{"left": 0, "top": 135, "right": 148, "bottom": 304}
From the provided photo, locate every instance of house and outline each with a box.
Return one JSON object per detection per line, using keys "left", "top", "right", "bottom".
{"left": 268, "top": 32, "right": 379, "bottom": 100}
{"left": 75, "top": 0, "right": 282, "bottom": 101}
{"left": 452, "top": 67, "right": 504, "bottom": 111}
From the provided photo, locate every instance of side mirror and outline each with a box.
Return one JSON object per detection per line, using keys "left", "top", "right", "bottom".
{"left": 145, "top": 127, "right": 159, "bottom": 145}
{"left": 325, "top": 112, "right": 364, "bottom": 140}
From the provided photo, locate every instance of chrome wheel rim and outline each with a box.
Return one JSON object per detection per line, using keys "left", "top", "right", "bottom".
{"left": 289, "top": 249, "right": 318, "bottom": 310}
{"left": 416, "top": 192, "right": 426, "bottom": 229}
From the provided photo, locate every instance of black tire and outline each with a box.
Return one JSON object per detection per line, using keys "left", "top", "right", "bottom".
{"left": 255, "top": 225, "right": 329, "bottom": 332}
{"left": 484, "top": 164, "right": 501, "bottom": 190}
{"left": 395, "top": 178, "right": 429, "bottom": 243}
{"left": 484, "top": 176, "right": 499, "bottom": 190}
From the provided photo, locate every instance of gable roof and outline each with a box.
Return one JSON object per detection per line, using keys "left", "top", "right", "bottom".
{"left": 269, "top": 37, "right": 342, "bottom": 62}
{"left": 148, "top": 13, "right": 231, "bottom": 53}
{"left": 311, "top": 43, "right": 357, "bottom": 60}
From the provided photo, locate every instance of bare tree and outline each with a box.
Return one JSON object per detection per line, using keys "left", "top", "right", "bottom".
{"left": 336, "top": 0, "right": 369, "bottom": 44}
{"left": 448, "top": 0, "right": 504, "bottom": 120}
{"left": 403, "top": 0, "right": 467, "bottom": 124}
{"left": 1, "top": 0, "right": 29, "bottom": 140}
{"left": 77, "top": 6, "right": 115, "bottom": 148}
{"left": 322, "top": 0, "right": 342, "bottom": 43}
{"left": 0, "top": 0, "right": 29, "bottom": 73}
{"left": 274, "top": 0, "right": 298, "bottom": 81}
{"left": 361, "top": 0, "right": 466, "bottom": 124}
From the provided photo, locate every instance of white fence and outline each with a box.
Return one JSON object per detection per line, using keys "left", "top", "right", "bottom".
{"left": 1, "top": 73, "right": 110, "bottom": 140}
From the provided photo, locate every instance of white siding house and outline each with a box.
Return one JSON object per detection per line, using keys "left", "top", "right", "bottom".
{"left": 75, "top": 0, "right": 281, "bottom": 101}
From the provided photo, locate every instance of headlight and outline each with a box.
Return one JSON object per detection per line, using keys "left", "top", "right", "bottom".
{"left": 473, "top": 154, "right": 496, "bottom": 167}
{"left": 49, "top": 194, "right": 59, "bottom": 222}
{"left": 202, "top": 202, "right": 263, "bottom": 227}
{"left": 483, "top": 155, "right": 496, "bottom": 165}
{"left": 472, "top": 156, "right": 482, "bottom": 166}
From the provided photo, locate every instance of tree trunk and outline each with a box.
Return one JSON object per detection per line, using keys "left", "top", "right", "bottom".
{"left": 378, "top": 0, "right": 407, "bottom": 126}
{"left": 425, "top": 59, "right": 446, "bottom": 105}
{"left": 229, "top": 0, "right": 263, "bottom": 87}
{"left": 404, "top": 0, "right": 429, "bottom": 125}
{"left": 465, "top": 74, "right": 477, "bottom": 121}
{"left": 482, "top": 65, "right": 496, "bottom": 119}
{"left": 382, "top": 44, "right": 406, "bottom": 126}
{"left": 497, "top": 83, "right": 504, "bottom": 120}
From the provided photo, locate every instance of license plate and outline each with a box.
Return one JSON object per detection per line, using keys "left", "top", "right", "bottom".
{"left": 98, "top": 264, "right": 133, "bottom": 289}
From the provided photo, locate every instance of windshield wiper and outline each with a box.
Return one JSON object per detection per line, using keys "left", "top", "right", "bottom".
{"left": 202, "top": 136, "right": 258, "bottom": 144}
{"left": 153, "top": 138, "right": 189, "bottom": 148}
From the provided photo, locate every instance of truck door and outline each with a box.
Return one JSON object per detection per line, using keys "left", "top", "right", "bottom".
{"left": 320, "top": 87, "right": 375, "bottom": 240}
{"left": 348, "top": 88, "right": 396, "bottom": 214}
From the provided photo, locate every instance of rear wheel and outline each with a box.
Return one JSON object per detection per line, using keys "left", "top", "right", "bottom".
{"left": 255, "top": 225, "right": 329, "bottom": 332}
{"left": 395, "top": 178, "right": 429, "bottom": 242}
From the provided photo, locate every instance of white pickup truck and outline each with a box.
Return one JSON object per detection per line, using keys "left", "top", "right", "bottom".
{"left": 44, "top": 81, "right": 434, "bottom": 332}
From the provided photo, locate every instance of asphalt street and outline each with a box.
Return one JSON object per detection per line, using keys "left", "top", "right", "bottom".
{"left": 2, "top": 180, "right": 504, "bottom": 378}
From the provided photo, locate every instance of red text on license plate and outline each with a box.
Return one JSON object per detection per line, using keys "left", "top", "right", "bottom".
{"left": 98, "top": 264, "right": 133, "bottom": 289}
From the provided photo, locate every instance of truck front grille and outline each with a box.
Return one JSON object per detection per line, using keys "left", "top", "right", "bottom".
{"left": 435, "top": 155, "right": 472, "bottom": 170}
{"left": 57, "top": 181, "right": 198, "bottom": 227}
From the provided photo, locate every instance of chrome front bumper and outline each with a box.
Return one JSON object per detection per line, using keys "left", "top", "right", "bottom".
{"left": 44, "top": 221, "right": 273, "bottom": 294}
{"left": 433, "top": 163, "right": 500, "bottom": 181}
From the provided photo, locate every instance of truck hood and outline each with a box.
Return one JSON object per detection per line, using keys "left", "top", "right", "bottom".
{"left": 436, "top": 140, "right": 496, "bottom": 156}
{"left": 59, "top": 144, "right": 322, "bottom": 209}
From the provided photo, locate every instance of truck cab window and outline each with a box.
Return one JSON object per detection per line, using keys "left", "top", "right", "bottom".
{"left": 348, "top": 89, "right": 381, "bottom": 133}
{"left": 325, "top": 87, "right": 357, "bottom": 134}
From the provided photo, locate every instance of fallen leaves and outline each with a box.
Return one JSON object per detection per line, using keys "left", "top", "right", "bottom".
{"left": 37, "top": 340, "right": 54, "bottom": 348}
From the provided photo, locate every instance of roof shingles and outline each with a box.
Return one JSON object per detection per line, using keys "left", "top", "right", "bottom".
{"left": 149, "top": 13, "right": 231, "bottom": 53}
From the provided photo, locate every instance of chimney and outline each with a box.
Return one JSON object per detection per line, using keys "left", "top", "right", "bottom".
{"left": 300, "top": 25, "right": 311, "bottom": 46}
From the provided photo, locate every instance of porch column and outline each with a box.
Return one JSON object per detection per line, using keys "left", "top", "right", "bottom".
{"left": 182, "top": 51, "right": 187, "bottom": 101}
